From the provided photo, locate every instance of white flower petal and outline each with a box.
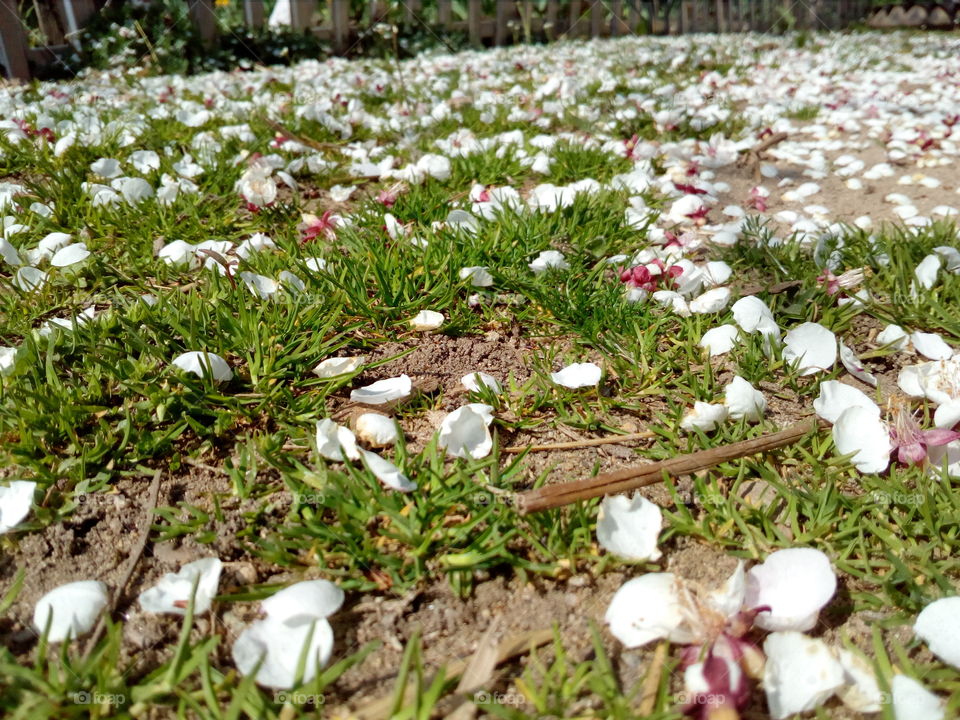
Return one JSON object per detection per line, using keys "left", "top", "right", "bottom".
{"left": 813, "top": 380, "right": 881, "bottom": 424}
{"left": 877, "top": 324, "right": 909, "bottom": 351}
{"left": 680, "top": 401, "right": 729, "bottom": 432}
{"left": 313, "top": 356, "right": 365, "bottom": 378}
{"left": 409, "top": 310, "right": 444, "bottom": 331}
{"left": 596, "top": 494, "right": 662, "bottom": 562}
{"left": 706, "top": 562, "right": 747, "bottom": 619}
{"left": 359, "top": 449, "right": 416, "bottom": 492}
{"left": 459, "top": 266, "right": 494, "bottom": 287}
{"left": 689, "top": 286, "right": 731, "bottom": 314}
{"left": 892, "top": 675, "right": 945, "bottom": 720}
{"left": 605, "top": 574, "right": 693, "bottom": 648}
{"left": 138, "top": 558, "right": 222, "bottom": 615}
{"left": 0, "top": 480, "right": 36, "bottom": 533}
{"left": 529, "top": 250, "right": 569, "bottom": 274}
{"left": 171, "top": 352, "right": 233, "bottom": 382}
{"left": 50, "top": 243, "right": 91, "bottom": 268}
{"left": 438, "top": 404, "right": 494, "bottom": 459}
{"left": 723, "top": 376, "right": 766, "bottom": 422}
{"left": 746, "top": 548, "right": 837, "bottom": 632}
{"left": 232, "top": 615, "right": 333, "bottom": 689}
{"left": 914, "top": 596, "right": 960, "bottom": 669}
{"left": 315, "top": 418, "right": 360, "bottom": 462}
{"left": 354, "top": 413, "right": 400, "bottom": 448}
{"left": 261, "top": 579, "right": 344, "bottom": 622}
{"left": 350, "top": 375, "right": 412, "bottom": 404}
{"left": 836, "top": 648, "right": 883, "bottom": 713}
{"left": 238, "top": 271, "right": 279, "bottom": 299}
{"left": 15, "top": 266, "right": 47, "bottom": 292}
{"left": 731, "top": 296, "right": 779, "bottom": 336}
{"left": 839, "top": 342, "right": 878, "bottom": 387}
{"left": 833, "top": 406, "right": 891, "bottom": 473}
{"left": 911, "top": 332, "right": 954, "bottom": 361}
{"left": 550, "top": 362, "right": 602, "bottom": 389}
{"left": 783, "top": 322, "right": 837, "bottom": 376}
{"left": 763, "top": 632, "right": 845, "bottom": 720}
{"left": 915, "top": 254, "right": 942, "bottom": 290}
{"left": 33, "top": 580, "right": 108, "bottom": 642}
{"left": 934, "top": 401, "right": 960, "bottom": 430}
{"left": 700, "top": 324, "right": 740, "bottom": 356}
{"left": 460, "top": 371, "right": 501, "bottom": 394}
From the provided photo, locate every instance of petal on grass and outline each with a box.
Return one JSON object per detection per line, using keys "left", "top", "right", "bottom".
{"left": 891, "top": 675, "right": 945, "bottom": 720}
{"left": 350, "top": 375, "right": 412, "bottom": 404}
{"left": 746, "top": 548, "right": 837, "bottom": 632}
{"left": 813, "top": 380, "right": 881, "bottom": 424}
{"left": 550, "top": 362, "right": 602, "bottom": 389}
{"left": 783, "top": 322, "right": 837, "bottom": 376}
{"left": 171, "top": 351, "right": 233, "bottom": 382}
{"left": 723, "top": 376, "right": 766, "bottom": 422}
{"left": 0, "top": 480, "right": 36, "bottom": 533}
{"left": 33, "top": 580, "right": 108, "bottom": 643}
{"left": 138, "top": 558, "right": 222, "bottom": 616}
{"left": 596, "top": 494, "right": 662, "bottom": 561}
{"left": 605, "top": 574, "right": 693, "bottom": 648}
{"left": 833, "top": 406, "right": 891, "bottom": 473}
{"left": 313, "top": 356, "right": 365, "bottom": 378}
{"left": 438, "top": 404, "right": 494, "bottom": 459}
{"left": 359, "top": 449, "right": 417, "bottom": 492}
{"left": 700, "top": 324, "right": 740, "bottom": 356}
{"left": 763, "top": 632, "right": 844, "bottom": 720}
{"left": 914, "top": 596, "right": 960, "bottom": 669}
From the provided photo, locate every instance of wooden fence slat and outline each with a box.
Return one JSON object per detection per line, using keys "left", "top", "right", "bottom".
{"left": 627, "top": 0, "right": 640, "bottom": 33}
{"left": 187, "top": 0, "right": 218, "bottom": 48}
{"left": 331, "top": 0, "right": 349, "bottom": 52}
{"left": 288, "top": 0, "right": 314, "bottom": 30}
{"left": 0, "top": 3, "right": 31, "bottom": 81}
{"left": 545, "top": 0, "right": 559, "bottom": 39}
{"left": 244, "top": 0, "right": 264, "bottom": 27}
{"left": 495, "top": 0, "right": 510, "bottom": 45}
{"left": 568, "top": 0, "right": 583, "bottom": 37}
{"left": 468, "top": 0, "right": 482, "bottom": 46}
{"left": 438, "top": 0, "right": 452, "bottom": 28}
{"left": 590, "top": 0, "right": 604, "bottom": 38}
{"left": 405, "top": 0, "right": 421, "bottom": 24}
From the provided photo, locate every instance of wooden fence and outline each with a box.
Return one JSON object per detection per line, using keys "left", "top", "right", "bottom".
{"left": 2, "top": 0, "right": 875, "bottom": 82}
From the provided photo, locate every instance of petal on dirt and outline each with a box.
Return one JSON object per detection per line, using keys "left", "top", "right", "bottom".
{"left": 596, "top": 493, "right": 662, "bottom": 562}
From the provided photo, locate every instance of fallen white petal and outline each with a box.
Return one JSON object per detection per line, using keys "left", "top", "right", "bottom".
{"left": 746, "top": 548, "right": 837, "bottom": 632}
{"left": 836, "top": 648, "right": 884, "bottom": 713}
{"left": 410, "top": 310, "right": 444, "bottom": 331}
{"left": 783, "top": 322, "right": 837, "bottom": 376}
{"left": 359, "top": 449, "right": 416, "bottom": 492}
{"left": 0, "top": 480, "right": 36, "bottom": 533}
{"left": 171, "top": 352, "right": 233, "bottom": 382}
{"left": 33, "top": 580, "right": 108, "bottom": 642}
{"left": 350, "top": 375, "right": 412, "bottom": 404}
{"left": 232, "top": 615, "right": 333, "bottom": 689}
{"left": 550, "top": 362, "right": 602, "bottom": 389}
{"left": 911, "top": 332, "right": 954, "bottom": 361}
{"left": 680, "top": 401, "right": 729, "bottom": 432}
{"left": 915, "top": 254, "right": 942, "bottom": 290}
{"left": 833, "top": 406, "right": 891, "bottom": 473}
{"left": 892, "top": 675, "right": 945, "bottom": 720}
{"left": 763, "top": 632, "right": 845, "bottom": 720}
{"left": 438, "top": 404, "right": 494, "bottom": 459}
{"left": 605, "top": 573, "right": 694, "bottom": 648}
{"left": 813, "top": 380, "right": 881, "bottom": 424}
{"left": 700, "top": 324, "right": 740, "bottom": 356}
{"left": 50, "top": 243, "right": 90, "bottom": 268}
{"left": 914, "top": 596, "right": 960, "bottom": 669}
{"left": 529, "top": 250, "right": 570, "bottom": 274}
{"left": 315, "top": 418, "right": 360, "bottom": 462}
{"left": 723, "top": 376, "right": 766, "bottom": 422}
{"left": 689, "top": 286, "right": 731, "bottom": 314}
{"left": 313, "top": 356, "right": 365, "bottom": 378}
{"left": 354, "top": 413, "right": 400, "bottom": 448}
{"left": 461, "top": 371, "right": 501, "bottom": 394}
{"left": 138, "top": 558, "right": 222, "bottom": 615}
{"left": 839, "top": 342, "right": 878, "bottom": 387}
{"left": 261, "top": 579, "right": 344, "bottom": 622}
{"left": 596, "top": 493, "right": 662, "bottom": 561}
{"left": 877, "top": 324, "right": 909, "bottom": 351}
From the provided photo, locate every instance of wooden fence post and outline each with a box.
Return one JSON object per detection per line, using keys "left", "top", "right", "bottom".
{"left": 244, "top": 0, "right": 265, "bottom": 27}
{"left": 331, "top": 0, "right": 349, "bottom": 52}
{"left": 545, "top": 0, "right": 559, "bottom": 39}
{"left": 404, "top": 0, "right": 421, "bottom": 24}
{"left": 468, "top": 0, "right": 482, "bottom": 46}
{"left": 590, "top": 0, "right": 604, "bottom": 38}
{"left": 438, "top": 0, "right": 452, "bottom": 28}
{"left": 289, "top": 0, "right": 314, "bottom": 30}
{"left": 495, "top": 0, "right": 510, "bottom": 45}
{"left": 187, "top": 0, "right": 218, "bottom": 48}
{"left": 0, "top": 3, "right": 31, "bottom": 81}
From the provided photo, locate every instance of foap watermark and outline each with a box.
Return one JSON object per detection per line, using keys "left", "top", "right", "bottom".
{"left": 291, "top": 491, "right": 328, "bottom": 505}
{"left": 473, "top": 690, "right": 525, "bottom": 706}
{"left": 274, "top": 691, "right": 326, "bottom": 706}
{"left": 72, "top": 691, "right": 126, "bottom": 706}
{"left": 869, "top": 489, "right": 923, "bottom": 506}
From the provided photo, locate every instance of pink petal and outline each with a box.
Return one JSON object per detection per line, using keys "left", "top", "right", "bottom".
{"left": 898, "top": 442, "right": 928, "bottom": 466}
{"left": 922, "top": 429, "right": 960, "bottom": 448}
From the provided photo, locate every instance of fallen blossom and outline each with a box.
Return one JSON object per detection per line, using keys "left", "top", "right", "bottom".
{"left": 138, "top": 558, "right": 222, "bottom": 615}
{"left": 171, "top": 352, "right": 233, "bottom": 382}
{"left": 349, "top": 375, "right": 412, "bottom": 404}
{"left": 550, "top": 362, "right": 602, "bottom": 389}
{"left": 409, "top": 310, "right": 444, "bottom": 331}
{"left": 313, "top": 356, "right": 365, "bottom": 378}
{"left": 723, "top": 376, "right": 766, "bottom": 422}
{"left": 438, "top": 404, "right": 494, "bottom": 459}
{"left": 354, "top": 413, "right": 400, "bottom": 448}
{"left": 34, "top": 580, "right": 108, "bottom": 642}
{"left": 596, "top": 493, "right": 662, "bottom": 561}
{"left": 0, "top": 480, "right": 36, "bottom": 533}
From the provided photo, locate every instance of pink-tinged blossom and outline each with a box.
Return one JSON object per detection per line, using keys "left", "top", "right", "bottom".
{"left": 889, "top": 405, "right": 960, "bottom": 466}
{"left": 300, "top": 210, "right": 337, "bottom": 245}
